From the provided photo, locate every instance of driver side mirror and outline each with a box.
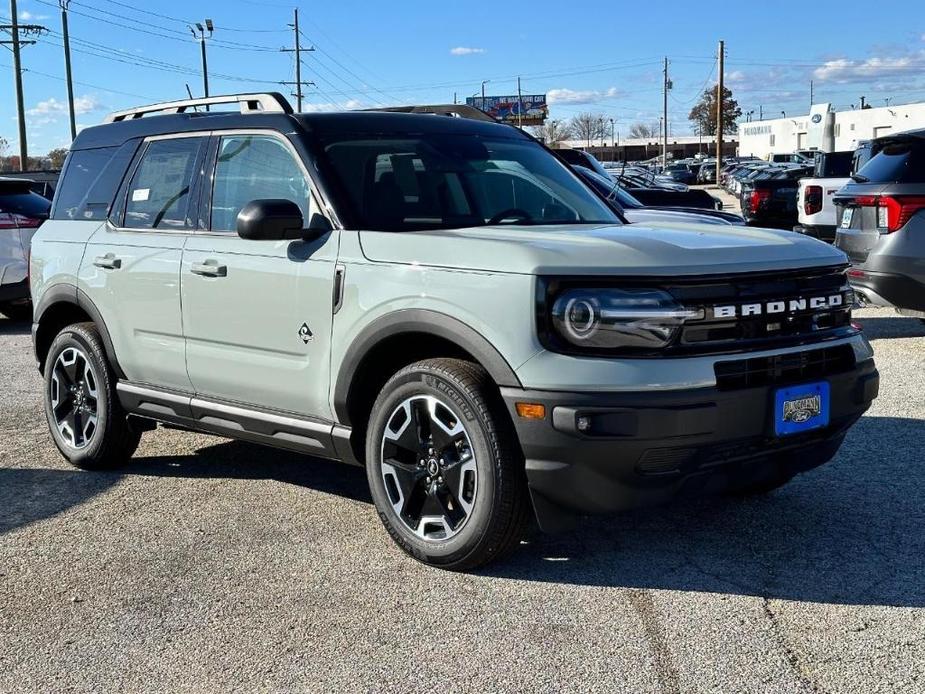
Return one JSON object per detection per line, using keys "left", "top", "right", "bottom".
{"left": 237, "top": 199, "right": 304, "bottom": 241}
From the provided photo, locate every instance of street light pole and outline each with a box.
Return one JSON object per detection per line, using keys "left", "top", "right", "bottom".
{"left": 189, "top": 19, "right": 213, "bottom": 109}
{"left": 481, "top": 80, "right": 489, "bottom": 110}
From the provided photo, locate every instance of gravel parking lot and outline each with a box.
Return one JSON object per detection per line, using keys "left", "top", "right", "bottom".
{"left": 1, "top": 309, "right": 923, "bottom": 693}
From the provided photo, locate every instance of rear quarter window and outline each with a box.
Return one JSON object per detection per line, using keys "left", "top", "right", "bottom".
{"left": 52, "top": 141, "right": 139, "bottom": 221}
{"left": 0, "top": 191, "right": 51, "bottom": 218}
{"left": 855, "top": 142, "right": 925, "bottom": 183}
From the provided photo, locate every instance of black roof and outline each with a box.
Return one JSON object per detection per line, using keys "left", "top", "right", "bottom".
{"left": 72, "top": 109, "right": 527, "bottom": 151}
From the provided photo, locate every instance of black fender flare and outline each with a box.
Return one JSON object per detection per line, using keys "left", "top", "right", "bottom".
{"left": 33, "top": 285, "right": 125, "bottom": 379}
{"left": 332, "top": 309, "right": 522, "bottom": 425}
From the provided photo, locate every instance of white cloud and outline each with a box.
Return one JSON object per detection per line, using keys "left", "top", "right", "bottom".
{"left": 450, "top": 47, "right": 486, "bottom": 56}
{"left": 27, "top": 95, "right": 103, "bottom": 118}
{"left": 813, "top": 56, "right": 919, "bottom": 83}
{"left": 301, "top": 99, "right": 363, "bottom": 113}
{"left": 547, "top": 87, "right": 622, "bottom": 105}
{"left": 19, "top": 10, "right": 49, "bottom": 20}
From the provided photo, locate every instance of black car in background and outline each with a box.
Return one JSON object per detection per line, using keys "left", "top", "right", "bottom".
{"left": 556, "top": 149, "right": 723, "bottom": 210}
{"left": 739, "top": 165, "right": 813, "bottom": 228}
{"left": 664, "top": 162, "right": 697, "bottom": 185}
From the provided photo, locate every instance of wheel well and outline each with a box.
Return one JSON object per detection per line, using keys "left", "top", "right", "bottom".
{"left": 34, "top": 302, "right": 93, "bottom": 373}
{"left": 344, "top": 332, "right": 484, "bottom": 462}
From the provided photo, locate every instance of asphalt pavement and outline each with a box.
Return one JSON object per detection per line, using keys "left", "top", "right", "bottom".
{"left": 1, "top": 309, "right": 923, "bottom": 693}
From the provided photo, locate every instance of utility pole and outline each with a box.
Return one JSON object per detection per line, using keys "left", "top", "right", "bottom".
{"left": 189, "top": 19, "right": 213, "bottom": 109}
{"left": 662, "top": 56, "right": 669, "bottom": 169}
{"left": 281, "top": 11, "right": 314, "bottom": 112}
{"left": 809, "top": 79, "right": 814, "bottom": 111}
{"left": 517, "top": 76, "right": 523, "bottom": 128}
{"left": 759, "top": 104, "right": 763, "bottom": 121}
{"left": 715, "top": 40, "right": 724, "bottom": 184}
{"left": 1, "top": 0, "right": 46, "bottom": 170}
{"left": 59, "top": 0, "right": 76, "bottom": 140}
{"left": 481, "top": 80, "right": 489, "bottom": 110}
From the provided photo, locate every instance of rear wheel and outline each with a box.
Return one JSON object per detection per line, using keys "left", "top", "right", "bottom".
{"left": 366, "top": 358, "right": 530, "bottom": 570}
{"left": 43, "top": 322, "right": 140, "bottom": 469}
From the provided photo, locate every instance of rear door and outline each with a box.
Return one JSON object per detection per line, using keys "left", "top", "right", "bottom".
{"left": 181, "top": 131, "right": 338, "bottom": 419}
{"left": 80, "top": 135, "right": 207, "bottom": 391}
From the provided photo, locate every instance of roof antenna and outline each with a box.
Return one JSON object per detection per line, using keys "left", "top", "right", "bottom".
{"left": 184, "top": 84, "right": 200, "bottom": 112}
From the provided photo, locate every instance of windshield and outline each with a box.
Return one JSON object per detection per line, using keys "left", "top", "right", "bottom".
{"left": 320, "top": 133, "right": 620, "bottom": 231}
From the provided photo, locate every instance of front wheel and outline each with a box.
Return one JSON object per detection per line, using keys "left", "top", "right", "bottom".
{"left": 43, "top": 322, "right": 141, "bottom": 469}
{"left": 366, "top": 358, "right": 530, "bottom": 570}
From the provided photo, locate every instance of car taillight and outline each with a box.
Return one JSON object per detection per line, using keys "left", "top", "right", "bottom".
{"left": 804, "top": 185, "right": 823, "bottom": 216}
{"left": 11, "top": 213, "right": 43, "bottom": 229}
{"left": 851, "top": 195, "right": 925, "bottom": 233}
{"left": 749, "top": 189, "right": 770, "bottom": 210}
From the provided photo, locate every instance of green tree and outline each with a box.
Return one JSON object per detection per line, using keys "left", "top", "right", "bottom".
{"left": 47, "top": 147, "right": 69, "bottom": 169}
{"left": 689, "top": 86, "right": 741, "bottom": 136}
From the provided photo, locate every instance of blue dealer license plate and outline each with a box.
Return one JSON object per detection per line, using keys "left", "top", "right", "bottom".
{"left": 774, "top": 382, "right": 830, "bottom": 437}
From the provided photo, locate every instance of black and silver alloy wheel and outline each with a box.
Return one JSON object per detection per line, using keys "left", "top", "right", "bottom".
{"left": 380, "top": 395, "right": 478, "bottom": 541}
{"left": 50, "top": 346, "right": 99, "bottom": 449}
{"left": 43, "top": 322, "right": 141, "bottom": 469}
{"left": 366, "top": 358, "right": 530, "bottom": 570}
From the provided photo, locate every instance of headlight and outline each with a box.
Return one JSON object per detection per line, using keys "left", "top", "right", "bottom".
{"left": 549, "top": 288, "right": 702, "bottom": 352}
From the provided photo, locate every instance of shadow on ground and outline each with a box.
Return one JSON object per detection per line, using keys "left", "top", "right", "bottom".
{"left": 0, "top": 317, "right": 31, "bottom": 337}
{"left": 857, "top": 315, "right": 925, "bottom": 340}
{"left": 4, "top": 415, "right": 921, "bottom": 608}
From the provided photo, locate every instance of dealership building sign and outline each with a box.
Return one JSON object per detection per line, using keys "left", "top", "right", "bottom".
{"left": 465, "top": 95, "right": 548, "bottom": 126}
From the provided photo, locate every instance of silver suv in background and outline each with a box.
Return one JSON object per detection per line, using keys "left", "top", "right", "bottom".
{"left": 1, "top": 178, "right": 50, "bottom": 320}
{"left": 835, "top": 130, "right": 925, "bottom": 320}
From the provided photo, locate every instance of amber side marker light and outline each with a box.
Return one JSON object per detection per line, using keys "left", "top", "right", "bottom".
{"left": 516, "top": 403, "right": 546, "bottom": 419}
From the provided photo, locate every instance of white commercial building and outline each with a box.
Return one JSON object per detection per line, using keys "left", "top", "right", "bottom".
{"left": 738, "top": 101, "right": 925, "bottom": 159}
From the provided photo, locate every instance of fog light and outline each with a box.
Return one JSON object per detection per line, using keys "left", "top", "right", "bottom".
{"left": 516, "top": 402, "right": 546, "bottom": 419}
{"left": 576, "top": 415, "right": 592, "bottom": 432}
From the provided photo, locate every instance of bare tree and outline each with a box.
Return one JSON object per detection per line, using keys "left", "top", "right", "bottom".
{"left": 529, "top": 119, "right": 573, "bottom": 147}
{"left": 628, "top": 122, "right": 658, "bottom": 139}
{"left": 568, "top": 112, "right": 607, "bottom": 147}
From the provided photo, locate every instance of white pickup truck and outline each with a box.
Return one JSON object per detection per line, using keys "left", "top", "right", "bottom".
{"left": 793, "top": 151, "right": 854, "bottom": 242}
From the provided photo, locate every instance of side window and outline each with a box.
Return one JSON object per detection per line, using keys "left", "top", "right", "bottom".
{"left": 210, "top": 134, "right": 312, "bottom": 232}
{"left": 51, "top": 147, "right": 117, "bottom": 220}
{"left": 124, "top": 138, "right": 203, "bottom": 230}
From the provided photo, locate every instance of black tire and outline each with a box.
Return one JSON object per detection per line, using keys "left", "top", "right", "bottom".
{"left": 43, "top": 322, "right": 141, "bottom": 470}
{"left": 0, "top": 301, "right": 32, "bottom": 321}
{"left": 365, "top": 358, "right": 530, "bottom": 571}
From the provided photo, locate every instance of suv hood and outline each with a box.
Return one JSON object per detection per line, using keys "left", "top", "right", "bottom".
{"left": 359, "top": 223, "right": 847, "bottom": 276}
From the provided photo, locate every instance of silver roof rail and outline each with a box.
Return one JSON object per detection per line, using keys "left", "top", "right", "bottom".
{"left": 104, "top": 92, "right": 293, "bottom": 123}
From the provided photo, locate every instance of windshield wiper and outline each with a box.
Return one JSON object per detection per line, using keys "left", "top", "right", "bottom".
{"left": 851, "top": 173, "right": 869, "bottom": 183}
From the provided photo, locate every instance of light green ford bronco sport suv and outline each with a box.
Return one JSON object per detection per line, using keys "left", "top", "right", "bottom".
{"left": 30, "top": 94, "right": 878, "bottom": 569}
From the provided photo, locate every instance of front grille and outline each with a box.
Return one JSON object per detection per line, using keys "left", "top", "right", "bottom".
{"left": 714, "top": 344, "right": 856, "bottom": 391}
{"left": 666, "top": 266, "right": 855, "bottom": 354}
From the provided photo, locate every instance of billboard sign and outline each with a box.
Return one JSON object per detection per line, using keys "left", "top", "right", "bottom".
{"left": 465, "top": 94, "right": 548, "bottom": 126}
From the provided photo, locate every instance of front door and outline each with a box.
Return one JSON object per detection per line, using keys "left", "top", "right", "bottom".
{"left": 181, "top": 132, "right": 338, "bottom": 419}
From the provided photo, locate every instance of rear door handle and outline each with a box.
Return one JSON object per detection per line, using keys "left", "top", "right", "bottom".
{"left": 190, "top": 260, "right": 227, "bottom": 278}
{"left": 93, "top": 253, "right": 122, "bottom": 270}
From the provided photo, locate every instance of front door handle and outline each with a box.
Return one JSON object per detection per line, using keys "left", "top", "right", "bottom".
{"left": 93, "top": 253, "right": 122, "bottom": 270}
{"left": 190, "top": 260, "right": 227, "bottom": 278}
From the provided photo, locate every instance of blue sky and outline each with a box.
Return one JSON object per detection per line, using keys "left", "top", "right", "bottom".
{"left": 2, "top": 0, "right": 924, "bottom": 154}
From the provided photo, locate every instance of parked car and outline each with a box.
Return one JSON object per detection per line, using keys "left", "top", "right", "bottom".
{"left": 696, "top": 160, "right": 718, "bottom": 183}
{"left": 794, "top": 151, "right": 854, "bottom": 242}
{"left": 768, "top": 152, "right": 813, "bottom": 164}
{"left": 664, "top": 162, "right": 697, "bottom": 185}
{"left": 1, "top": 178, "right": 50, "bottom": 319}
{"left": 572, "top": 167, "right": 744, "bottom": 225}
{"left": 740, "top": 165, "right": 813, "bottom": 229}
{"left": 30, "top": 92, "right": 878, "bottom": 570}
{"left": 834, "top": 130, "right": 925, "bottom": 320}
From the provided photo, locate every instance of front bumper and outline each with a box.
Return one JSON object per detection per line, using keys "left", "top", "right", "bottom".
{"left": 502, "top": 359, "right": 878, "bottom": 531}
